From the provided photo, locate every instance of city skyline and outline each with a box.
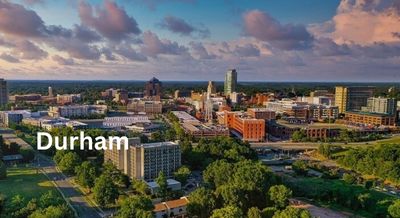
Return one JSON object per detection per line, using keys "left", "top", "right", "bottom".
{"left": 0, "top": 0, "right": 400, "bottom": 81}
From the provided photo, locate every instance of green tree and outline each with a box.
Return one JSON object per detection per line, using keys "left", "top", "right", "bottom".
{"left": 291, "top": 130, "right": 306, "bottom": 142}
{"left": 187, "top": 187, "right": 216, "bottom": 218}
{"left": 156, "top": 171, "right": 168, "bottom": 200}
{"left": 342, "top": 173, "right": 356, "bottom": 184}
{"left": 116, "top": 195, "right": 154, "bottom": 218}
{"left": 39, "top": 191, "right": 63, "bottom": 208}
{"left": 58, "top": 152, "right": 81, "bottom": 175}
{"left": 93, "top": 174, "right": 119, "bottom": 207}
{"left": 268, "top": 185, "right": 292, "bottom": 209}
{"left": 388, "top": 200, "right": 400, "bottom": 218}
{"left": 262, "top": 207, "right": 277, "bottom": 218}
{"left": 247, "top": 207, "right": 262, "bottom": 218}
{"left": 0, "top": 161, "right": 6, "bottom": 179}
{"left": 210, "top": 206, "right": 243, "bottom": 218}
{"left": 174, "top": 166, "right": 191, "bottom": 185}
{"left": 20, "top": 149, "right": 35, "bottom": 162}
{"left": 132, "top": 179, "right": 150, "bottom": 195}
{"left": 29, "top": 205, "right": 73, "bottom": 218}
{"left": 272, "top": 206, "right": 311, "bottom": 218}
{"left": 103, "top": 161, "right": 130, "bottom": 188}
{"left": 75, "top": 161, "right": 98, "bottom": 189}
{"left": 292, "top": 160, "right": 308, "bottom": 176}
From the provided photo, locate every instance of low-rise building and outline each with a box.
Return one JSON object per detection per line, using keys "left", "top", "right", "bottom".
{"left": 0, "top": 110, "right": 31, "bottom": 127}
{"left": 154, "top": 197, "right": 189, "bottom": 218}
{"left": 56, "top": 94, "right": 81, "bottom": 105}
{"left": 247, "top": 108, "right": 276, "bottom": 120}
{"left": 127, "top": 100, "right": 162, "bottom": 115}
{"left": 103, "top": 116, "right": 150, "bottom": 129}
{"left": 218, "top": 111, "right": 265, "bottom": 142}
{"left": 345, "top": 111, "right": 396, "bottom": 126}
{"left": 48, "top": 105, "right": 106, "bottom": 118}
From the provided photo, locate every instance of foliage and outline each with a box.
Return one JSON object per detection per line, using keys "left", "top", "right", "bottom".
{"left": 0, "top": 161, "right": 6, "bottom": 180}
{"left": 75, "top": 161, "right": 98, "bottom": 189}
{"left": 247, "top": 207, "right": 262, "bottom": 218}
{"left": 268, "top": 185, "right": 292, "bottom": 209}
{"left": 292, "top": 160, "right": 308, "bottom": 176}
{"left": 187, "top": 187, "right": 216, "bottom": 218}
{"left": 28, "top": 204, "right": 73, "bottom": 218}
{"left": 388, "top": 200, "right": 400, "bottom": 218}
{"left": 272, "top": 206, "right": 311, "bottom": 218}
{"left": 210, "top": 205, "right": 243, "bottom": 218}
{"left": 156, "top": 171, "right": 168, "bottom": 200}
{"left": 57, "top": 152, "right": 81, "bottom": 175}
{"left": 102, "top": 161, "right": 130, "bottom": 188}
{"left": 132, "top": 179, "right": 150, "bottom": 195}
{"left": 20, "top": 149, "right": 35, "bottom": 162}
{"left": 93, "top": 174, "right": 119, "bottom": 207}
{"left": 116, "top": 195, "right": 154, "bottom": 218}
{"left": 342, "top": 173, "right": 356, "bottom": 184}
{"left": 174, "top": 165, "right": 191, "bottom": 185}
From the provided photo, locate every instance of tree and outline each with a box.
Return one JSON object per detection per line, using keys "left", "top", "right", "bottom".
{"left": 174, "top": 166, "right": 191, "bottom": 185}
{"left": 156, "top": 171, "right": 168, "bottom": 200}
{"left": 268, "top": 185, "right": 292, "bottom": 209}
{"left": 39, "top": 191, "right": 63, "bottom": 208}
{"left": 292, "top": 160, "right": 308, "bottom": 176}
{"left": 116, "top": 195, "right": 154, "bottom": 218}
{"left": 388, "top": 200, "right": 400, "bottom": 218}
{"left": 75, "top": 161, "right": 98, "bottom": 189}
{"left": 103, "top": 161, "right": 130, "bottom": 188}
{"left": 58, "top": 152, "right": 81, "bottom": 175}
{"left": 93, "top": 174, "right": 119, "bottom": 207}
{"left": 272, "top": 207, "right": 311, "bottom": 218}
{"left": 247, "top": 207, "right": 262, "bottom": 218}
{"left": 291, "top": 130, "right": 306, "bottom": 142}
{"left": 132, "top": 179, "right": 150, "bottom": 195}
{"left": 262, "top": 207, "right": 277, "bottom": 218}
{"left": 342, "top": 173, "right": 356, "bottom": 184}
{"left": 20, "top": 149, "right": 35, "bottom": 162}
{"left": 210, "top": 206, "right": 243, "bottom": 218}
{"left": 29, "top": 205, "right": 73, "bottom": 218}
{"left": 187, "top": 187, "right": 216, "bottom": 218}
{"left": 0, "top": 161, "right": 6, "bottom": 179}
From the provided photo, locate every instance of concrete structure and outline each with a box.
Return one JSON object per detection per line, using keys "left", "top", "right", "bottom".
{"left": 207, "top": 81, "right": 216, "bottom": 95}
{"left": 247, "top": 108, "right": 276, "bottom": 120}
{"left": 345, "top": 111, "right": 396, "bottom": 126}
{"left": 127, "top": 100, "right": 162, "bottom": 115}
{"left": 48, "top": 86, "right": 53, "bottom": 97}
{"left": 145, "top": 77, "right": 162, "bottom": 100}
{"left": 147, "top": 179, "right": 182, "bottom": 194}
{"left": 224, "top": 69, "right": 237, "bottom": 96}
{"left": 104, "top": 139, "right": 181, "bottom": 180}
{"left": 335, "top": 86, "right": 374, "bottom": 113}
{"left": 154, "top": 197, "right": 189, "bottom": 218}
{"left": 362, "top": 97, "right": 397, "bottom": 115}
{"left": 56, "top": 94, "right": 81, "bottom": 105}
{"left": 0, "top": 110, "right": 31, "bottom": 127}
{"left": 113, "top": 89, "right": 128, "bottom": 104}
{"left": 48, "top": 105, "right": 107, "bottom": 118}
{"left": 0, "top": 79, "right": 8, "bottom": 106}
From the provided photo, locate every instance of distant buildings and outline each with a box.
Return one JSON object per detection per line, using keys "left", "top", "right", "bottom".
{"left": 0, "top": 79, "right": 8, "bottom": 106}
{"left": 103, "top": 116, "right": 150, "bottom": 129}
{"left": 145, "top": 77, "right": 162, "bottom": 100}
{"left": 362, "top": 97, "right": 397, "bottom": 115}
{"left": 345, "top": 111, "right": 396, "bottom": 126}
{"left": 207, "top": 81, "right": 216, "bottom": 95}
{"left": 0, "top": 110, "right": 31, "bottom": 127}
{"left": 104, "top": 138, "right": 181, "bottom": 180}
{"left": 224, "top": 69, "right": 237, "bottom": 96}
{"left": 48, "top": 105, "right": 107, "bottom": 118}
{"left": 48, "top": 86, "right": 53, "bottom": 97}
{"left": 247, "top": 108, "right": 276, "bottom": 120}
{"left": 127, "top": 100, "right": 162, "bottom": 115}
{"left": 335, "top": 86, "right": 374, "bottom": 113}
{"left": 56, "top": 94, "right": 81, "bottom": 105}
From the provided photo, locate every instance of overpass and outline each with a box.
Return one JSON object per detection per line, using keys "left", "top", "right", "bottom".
{"left": 250, "top": 142, "right": 318, "bottom": 151}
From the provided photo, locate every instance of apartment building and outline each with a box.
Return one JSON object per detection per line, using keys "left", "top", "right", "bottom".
{"left": 218, "top": 111, "right": 265, "bottom": 142}
{"left": 335, "top": 86, "right": 374, "bottom": 113}
{"left": 247, "top": 108, "right": 276, "bottom": 120}
{"left": 104, "top": 138, "right": 181, "bottom": 181}
{"left": 362, "top": 97, "right": 397, "bottom": 115}
{"left": 127, "top": 100, "right": 162, "bottom": 114}
{"left": 345, "top": 111, "right": 396, "bottom": 126}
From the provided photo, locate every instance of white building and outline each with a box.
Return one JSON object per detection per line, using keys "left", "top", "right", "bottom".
{"left": 103, "top": 116, "right": 150, "bottom": 128}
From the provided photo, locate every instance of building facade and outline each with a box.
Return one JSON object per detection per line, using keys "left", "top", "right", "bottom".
{"left": 218, "top": 111, "right": 265, "bottom": 142}
{"left": 224, "top": 69, "right": 237, "bottom": 96}
{"left": 363, "top": 97, "right": 397, "bottom": 115}
{"left": 0, "top": 79, "right": 8, "bottom": 106}
{"left": 104, "top": 139, "right": 181, "bottom": 181}
{"left": 345, "top": 111, "right": 396, "bottom": 126}
{"left": 145, "top": 77, "right": 162, "bottom": 99}
{"left": 335, "top": 86, "right": 374, "bottom": 113}
{"left": 127, "top": 100, "right": 163, "bottom": 114}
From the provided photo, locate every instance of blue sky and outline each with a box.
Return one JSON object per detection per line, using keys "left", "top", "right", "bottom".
{"left": 0, "top": 0, "right": 399, "bottom": 81}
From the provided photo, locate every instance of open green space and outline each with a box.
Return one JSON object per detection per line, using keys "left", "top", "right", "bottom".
{"left": 0, "top": 167, "right": 61, "bottom": 200}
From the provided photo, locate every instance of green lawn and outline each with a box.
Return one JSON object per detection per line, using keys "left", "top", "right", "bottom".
{"left": 0, "top": 167, "right": 60, "bottom": 200}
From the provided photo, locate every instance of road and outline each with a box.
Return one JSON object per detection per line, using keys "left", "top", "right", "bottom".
{"left": 37, "top": 153, "right": 104, "bottom": 218}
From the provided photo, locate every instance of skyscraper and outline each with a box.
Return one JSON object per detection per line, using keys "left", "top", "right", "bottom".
{"left": 335, "top": 86, "right": 374, "bottom": 113}
{"left": 0, "top": 79, "right": 8, "bottom": 106}
{"left": 224, "top": 69, "right": 237, "bottom": 96}
{"left": 207, "top": 81, "right": 216, "bottom": 95}
{"left": 145, "top": 77, "right": 162, "bottom": 99}
{"left": 48, "top": 86, "right": 53, "bottom": 97}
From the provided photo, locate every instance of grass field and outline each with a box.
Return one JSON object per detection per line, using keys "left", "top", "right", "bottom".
{"left": 0, "top": 167, "right": 61, "bottom": 201}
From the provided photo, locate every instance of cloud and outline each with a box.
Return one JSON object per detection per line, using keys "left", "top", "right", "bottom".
{"left": 12, "top": 40, "right": 48, "bottom": 60}
{"left": 130, "top": 0, "right": 195, "bottom": 10}
{"left": 233, "top": 43, "right": 260, "bottom": 57}
{"left": 313, "top": 0, "right": 400, "bottom": 45}
{"left": 113, "top": 43, "right": 148, "bottom": 61}
{"left": 159, "top": 16, "right": 210, "bottom": 38}
{"left": 243, "top": 10, "right": 313, "bottom": 50}
{"left": 72, "top": 25, "right": 102, "bottom": 43}
{"left": 52, "top": 55, "right": 74, "bottom": 65}
{"left": 0, "top": 1, "right": 46, "bottom": 37}
{"left": 22, "top": 0, "right": 45, "bottom": 5}
{"left": 78, "top": 0, "right": 141, "bottom": 41}
{"left": 141, "top": 31, "right": 188, "bottom": 57}
{"left": 189, "top": 42, "right": 216, "bottom": 59}
{"left": 0, "top": 53, "right": 19, "bottom": 63}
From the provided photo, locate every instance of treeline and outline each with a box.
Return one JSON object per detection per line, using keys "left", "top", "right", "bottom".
{"left": 337, "top": 144, "right": 400, "bottom": 184}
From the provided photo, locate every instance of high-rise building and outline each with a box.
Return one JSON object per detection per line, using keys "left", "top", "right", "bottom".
{"left": 0, "top": 79, "right": 8, "bottom": 106}
{"left": 207, "top": 81, "right": 216, "bottom": 95}
{"left": 48, "top": 86, "right": 53, "bottom": 97}
{"left": 363, "top": 97, "right": 397, "bottom": 115}
{"left": 224, "top": 69, "right": 237, "bottom": 96}
{"left": 104, "top": 138, "right": 181, "bottom": 180}
{"left": 335, "top": 86, "right": 374, "bottom": 113}
{"left": 145, "top": 77, "right": 162, "bottom": 99}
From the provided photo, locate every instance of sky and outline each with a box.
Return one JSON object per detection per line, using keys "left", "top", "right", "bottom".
{"left": 0, "top": 0, "right": 399, "bottom": 82}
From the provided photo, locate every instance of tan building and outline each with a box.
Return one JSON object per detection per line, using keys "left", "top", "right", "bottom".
{"left": 335, "top": 86, "right": 374, "bottom": 113}
{"left": 247, "top": 108, "right": 276, "bottom": 120}
{"left": 345, "top": 111, "right": 396, "bottom": 126}
{"left": 104, "top": 138, "right": 181, "bottom": 181}
{"left": 127, "top": 100, "right": 162, "bottom": 114}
